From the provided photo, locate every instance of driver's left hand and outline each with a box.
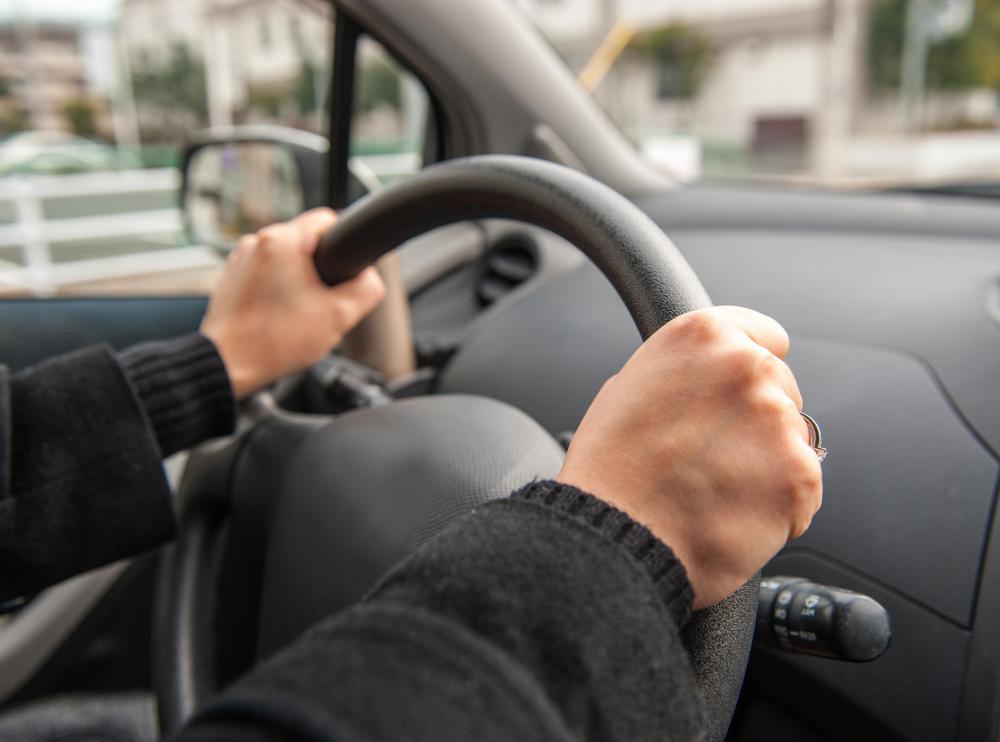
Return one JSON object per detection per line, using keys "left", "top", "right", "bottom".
{"left": 201, "top": 208, "right": 386, "bottom": 399}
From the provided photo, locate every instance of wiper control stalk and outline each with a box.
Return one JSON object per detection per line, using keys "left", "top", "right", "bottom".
{"left": 757, "top": 576, "right": 892, "bottom": 662}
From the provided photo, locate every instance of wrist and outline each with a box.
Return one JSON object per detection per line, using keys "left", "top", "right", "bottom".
{"left": 118, "top": 334, "right": 237, "bottom": 456}
{"left": 556, "top": 467, "right": 705, "bottom": 608}
{"left": 200, "top": 327, "right": 261, "bottom": 400}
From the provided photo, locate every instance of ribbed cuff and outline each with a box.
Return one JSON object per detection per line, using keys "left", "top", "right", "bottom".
{"left": 118, "top": 333, "right": 236, "bottom": 458}
{"left": 0, "top": 366, "right": 9, "bottom": 500}
{"left": 511, "top": 479, "right": 693, "bottom": 627}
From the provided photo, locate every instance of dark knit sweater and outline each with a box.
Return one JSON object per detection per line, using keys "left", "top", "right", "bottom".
{"left": 0, "top": 335, "right": 234, "bottom": 599}
{"left": 0, "top": 334, "right": 703, "bottom": 741}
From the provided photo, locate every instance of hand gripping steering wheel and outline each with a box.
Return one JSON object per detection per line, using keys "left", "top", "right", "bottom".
{"left": 155, "top": 156, "right": 758, "bottom": 742}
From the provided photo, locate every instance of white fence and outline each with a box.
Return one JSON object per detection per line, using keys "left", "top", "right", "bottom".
{"left": 0, "top": 154, "right": 422, "bottom": 296}
{"left": 0, "top": 168, "right": 219, "bottom": 296}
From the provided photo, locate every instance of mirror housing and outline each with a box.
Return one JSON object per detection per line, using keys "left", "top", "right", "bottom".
{"left": 181, "top": 126, "right": 330, "bottom": 251}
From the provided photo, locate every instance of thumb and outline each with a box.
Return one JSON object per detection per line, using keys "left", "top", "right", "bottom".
{"left": 294, "top": 208, "right": 340, "bottom": 257}
{"left": 325, "top": 267, "right": 386, "bottom": 330}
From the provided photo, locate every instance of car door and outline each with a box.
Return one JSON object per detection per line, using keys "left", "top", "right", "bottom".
{"left": 0, "top": 0, "right": 340, "bottom": 709}
{"left": 0, "top": 0, "right": 446, "bottom": 712}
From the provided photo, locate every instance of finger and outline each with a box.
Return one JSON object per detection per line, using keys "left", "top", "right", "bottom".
{"left": 230, "top": 234, "right": 257, "bottom": 263}
{"left": 798, "top": 412, "right": 814, "bottom": 447}
{"left": 326, "top": 267, "right": 386, "bottom": 329}
{"left": 789, "top": 452, "right": 824, "bottom": 539}
{"left": 717, "top": 306, "right": 791, "bottom": 360}
{"left": 292, "top": 208, "right": 339, "bottom": 255}
{"left": 765, "top": 354, "right": 804, "bottom": 412}
{"left": 255, "top": 222, "right": 299, "bottom": 258}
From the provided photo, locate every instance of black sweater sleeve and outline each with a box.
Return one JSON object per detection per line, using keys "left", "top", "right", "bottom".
{"left": 0, "top": 334, "right": 235, "bottom": 600}
{"left": 179, "top": 481, "right": 705, "bottom": 742}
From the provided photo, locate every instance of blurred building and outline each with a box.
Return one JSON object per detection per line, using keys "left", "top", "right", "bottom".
{"left": 516, "top": 0, "right": 869, "bottom": 177}
{"left": 120, "top": 0, "right": 329, "bottom": 133}
{"left": 0, "top": 19, "right": 113, "bottom": 136}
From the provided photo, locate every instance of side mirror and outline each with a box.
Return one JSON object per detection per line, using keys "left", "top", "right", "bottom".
{"left": 181, "top": 126, "right": 329, "bottom": 251}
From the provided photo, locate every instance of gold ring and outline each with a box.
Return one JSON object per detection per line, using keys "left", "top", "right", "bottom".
{"left": 800, "top": 412, "right": 828, "bottom": 463}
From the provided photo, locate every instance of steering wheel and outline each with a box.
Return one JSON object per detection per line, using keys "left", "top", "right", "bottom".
{"left": 154, "top": 155, "right": 758, "bottom": 742}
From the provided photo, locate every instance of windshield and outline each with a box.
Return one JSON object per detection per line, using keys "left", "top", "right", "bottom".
{"left": 514, "top": 0, "right": 1000, "bottom": 190}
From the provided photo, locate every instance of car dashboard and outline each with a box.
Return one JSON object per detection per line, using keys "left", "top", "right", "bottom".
{"left": 409, "top": 184, "right": 1000, "bottom": 741}
{"left": 0, "top": 180, "right": 996, "bottom": 741}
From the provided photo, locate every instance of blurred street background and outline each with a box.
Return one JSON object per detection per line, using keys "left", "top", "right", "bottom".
{"left": 518, "top": 0, "right": 1000, "bottom": 185}
{"left": 0, "top": 0, "right": 996, "bottom": 296}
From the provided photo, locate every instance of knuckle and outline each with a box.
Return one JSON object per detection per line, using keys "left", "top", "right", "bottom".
{"left": 720, "top": 344, "right": 769, "bottom": 386}
{"left": 758, "top": 351, "right": 787, "bottom": 381}
{"left": 671, "top": 308, "right": 727, "bottom": 344}
{"left": 756, "top": 389, "right": 799, "bottom": 419}
{"left": 255, "top": 225, "right": 286, "bottom": 254}
{"left": 234, "top": 235, "right": 256, "bottom": 255}
{"left": 307, "top": 206, "right": 336, "bottom": 220}
{"left": 784, "top": 448, "right": 823, "bottom": 508}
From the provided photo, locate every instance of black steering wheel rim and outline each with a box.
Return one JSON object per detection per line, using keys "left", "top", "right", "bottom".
{"left": 156, "top": 155, "right": 757, "bottom": 741}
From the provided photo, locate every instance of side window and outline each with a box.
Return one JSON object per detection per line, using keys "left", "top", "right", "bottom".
{"left": 182, "top": 32, "right": 436, "bottom": 253}
{"left": 349, "top": 36, "right": 430, "bottom": 192}
{"left": 0, "top": 1, "right": 333, "bottom": 298}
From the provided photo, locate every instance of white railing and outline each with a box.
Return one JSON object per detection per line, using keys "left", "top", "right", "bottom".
{"left": 0, "top": 169, "right": 219, "bottom": 296}
{"left": 0, "top": 157, "right": 422, "bottom": 296}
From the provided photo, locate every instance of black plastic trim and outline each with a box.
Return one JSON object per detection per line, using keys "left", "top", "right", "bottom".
{"left": 328, "top": 10, "right": 360, "bottom": 209}
{"left": 958, "top": 472, "right": 1000, "bottom": 740}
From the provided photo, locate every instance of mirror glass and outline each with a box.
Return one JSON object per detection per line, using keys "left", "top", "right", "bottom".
{"left": 185, "top": 142, "right": 305, "bottom": 249}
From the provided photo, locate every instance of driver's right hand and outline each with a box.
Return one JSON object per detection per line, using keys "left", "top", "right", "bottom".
{"left": 558, "top": 306, "right": 823, "bottom": 609}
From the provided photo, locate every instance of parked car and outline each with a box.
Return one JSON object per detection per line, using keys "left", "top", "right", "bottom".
{"left": 0, "top": 131, "right": 138, "bottom": 176}
{"left": 1, "top": 1, "right": 999, "bottom": 741}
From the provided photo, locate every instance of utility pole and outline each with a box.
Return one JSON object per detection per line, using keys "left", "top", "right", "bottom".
{"left": 112, "top": 21, "right": 142, "bottom": 147}
{"left": 900, "top": 0, "right": 974, "bottom": 132}
{"left": 816, "top": 0, "right": 868, "bottom": 180}
{"left": 13, "top": 7, "right": 46, "bottom": 130}
{"left": 900, "top": 0, "right": 930, "bottom": 132}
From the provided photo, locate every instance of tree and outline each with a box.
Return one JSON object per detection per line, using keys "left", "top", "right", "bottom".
{"left": 131, "top": 42, "right": 209, "bottom": 135}
{"left": 629, "top": 22, "right": 715, "bottom": 99}
{"left": 247, "top": 85, "right": 285, "bottom": 118}
{"left": 868, "top": 0, "right": 1000, "bottom": 91}
{"left": 355, "top": 58, "right": 401, "bottom": 113}
{"left": 62, "top": 97, "right": 98, "bottom": 138}
{"left": 0, "top": 107, "right": 28, "bottom": 136}
{"left": 293, "top": 58, "right": 320, "bottom": 116}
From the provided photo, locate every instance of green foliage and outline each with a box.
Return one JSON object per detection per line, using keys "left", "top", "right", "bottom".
{"left": 245, "top": 59, "right": 320, "bottom": 120}
{"left": 62, "top": 97, "right": 98, "bottom": 137}
{"left": 131, "top": 43, "right": 209, "bottom": 122}
{"left": 294, "top": 58, "right": 320, "bottom": 115}
{"left": 355, "top": 58, "right": 401, "bottom": 113}
{"left": 247, "top": 85, "right": 285, "bottom": 118}
{"left": 869, "top": 0, "right": 906, "bottom": 89}
{"left": 0, "top": 107, "right": 29, "bottom": 136}
{"left": 868, "top": 0, "right": 1000, "bottom": 91}
{"left": 629, "top": 22, "right": 715, "bottom": 99}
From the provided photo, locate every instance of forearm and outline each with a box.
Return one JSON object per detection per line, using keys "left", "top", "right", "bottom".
{"left": 0, "top": 334, "right": 235, "bottom": 600}
{"left": 181, "top": 481, "right": 704, "bottom": 742}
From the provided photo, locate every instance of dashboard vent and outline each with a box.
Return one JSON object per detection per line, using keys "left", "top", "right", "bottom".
{"left": 476, "top": 237, "right": 539, "bottom": 307}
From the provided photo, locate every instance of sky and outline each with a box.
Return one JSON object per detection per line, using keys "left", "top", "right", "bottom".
{"left": 0, "top": 0, "right": 119, "bottom": 23}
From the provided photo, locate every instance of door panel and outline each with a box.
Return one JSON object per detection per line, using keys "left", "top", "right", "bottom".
{"left": 0, "top": 297, "right": 207, "bottom": 372}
